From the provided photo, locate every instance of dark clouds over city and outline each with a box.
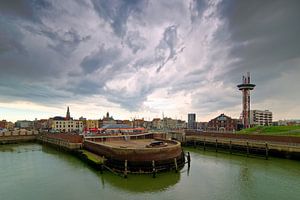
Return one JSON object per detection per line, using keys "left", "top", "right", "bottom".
{"left": 0, "top": 0, "right": 300, "bottom": 121}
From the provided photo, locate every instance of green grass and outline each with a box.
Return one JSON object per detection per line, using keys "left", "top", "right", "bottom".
{"left": 237, "top": 125, "right": 300, "bottom": 136}
{"left": 80, "top": 150, "right": 104, "bottom": 164}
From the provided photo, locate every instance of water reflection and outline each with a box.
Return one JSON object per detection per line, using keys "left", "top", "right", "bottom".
{"left": 99, "top": 171, "right": 180, "bottom": 193}
{"left": 0, "top": 143, "right": 41, "bottom": 152}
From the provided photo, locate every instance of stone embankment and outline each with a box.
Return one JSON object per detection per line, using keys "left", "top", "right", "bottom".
{"left": 37, "top": 133, "right": 83, "bottom": 150}
{"left": 0, "top": 130, "right": 38, "bottom": 144}
{"left": 184, "top": 132, "right": 300, "bottom": 160}
{"left": 84, "top": 133, "right": 186, "bottom": 175}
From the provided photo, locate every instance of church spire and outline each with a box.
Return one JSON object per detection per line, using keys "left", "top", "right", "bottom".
{"left": 66, "top": 106, "right": 71, "bottom": 120}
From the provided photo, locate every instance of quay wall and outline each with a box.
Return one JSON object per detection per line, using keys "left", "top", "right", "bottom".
{"left": 84, "top": 139, "right": 182, "bottom": 162}
{"left": 185, "top": 131, "right": 300, "bottom": 144}
{"left": 185, "top": 135, "right": 300, "bottom": 159}
{"left": 37, "top": 134, "right": 82, "bottom": 150}
{"left": 0, "top": 130, "right": 38, "bottom": 144}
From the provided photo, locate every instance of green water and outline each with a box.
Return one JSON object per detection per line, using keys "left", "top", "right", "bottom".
{"left": 0, "top": 144, "right": 299, "bottom": 200}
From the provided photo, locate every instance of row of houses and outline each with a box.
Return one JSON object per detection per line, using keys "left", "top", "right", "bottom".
{"left": 1, "top": 107, "right": 277, "bottom": 134}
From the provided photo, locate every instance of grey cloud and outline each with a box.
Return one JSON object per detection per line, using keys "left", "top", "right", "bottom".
{"left": 0, "top": 80, "right": 68, "bottom": 105}
{"left": 46, "top": 28, "right": 91, "bottom": 56}
{"left": 105, "top": 86, "right": 153, "bottom": 111}
{"left": 189, "top": 0, "right": 207, "bottom": 23}
{"left": 0, "top": 19, "right": 27, "bottom": 55}
{"left": 91, "top": 0, "right": 147, "bottom": 38}
{"left": 125, "top": 31, "right": 146, "bottom": 54}
{"left": 0, "top": 0, "right": 34, "bottom": 20}
{"left": 80, "top": 45, "right": 121, "bottom": 74}
{"left": 23, "top": 25, "right": 91, "bottom": 56}
{"left": 67, "top": 79, "right": 102, "bottom": 95}
{"left": 220, "top": 0, "right": 300, "bottom": 82}
{"left": 0, "top": 0, "right": 52, "bottom": 22}
{"left": 1, "top": 0, "right": 300, "bottom": 120}
{"left": 155, "top": 25, "right": 180, "bottom": 72}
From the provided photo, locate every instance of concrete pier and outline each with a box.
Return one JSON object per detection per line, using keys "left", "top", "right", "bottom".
{"left": 0, "top": 130, "right": 38, "bottom": 144}
{"left": 37, "top": 134, "right": 83, "bottom": 151}
{"left": 84, "top": 133, "right": 185, "bottom": 174}
{"left": 185, "top": 134, "right": 300, "bottom": 159}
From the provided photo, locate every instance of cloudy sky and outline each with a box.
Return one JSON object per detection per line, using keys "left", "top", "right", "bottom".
{"left": 0, "top": 0, "right": 300, "bottom": 122}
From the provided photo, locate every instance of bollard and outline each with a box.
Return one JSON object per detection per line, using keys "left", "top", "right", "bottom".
{"left": 152, "top": 160, "right": 156, "bottom": 178}
{"left": 124, "top": 160, "right": 128, "bottom": 178}
{"left": 100, "top": 165, "right": 104, "bottom": 174}
{"left": 246, "top": 141, "right": 249, "bottom": 157}
{"left": 215, "top": 139, "right": 218, "bottom": 152}
{"left": 203, "top": 138, "right": 206, "bottom": 151}
{"left": 187, "top": 152, "right": 191, "bottom": 167}
{"left": 265, "top": 143, "right": 269, "bottom": 160}
{"left": 174, "top": 158, "right": 178, "bottom": 173}
{"left": 229, "top": 140, "right": 232, "bottom": 154}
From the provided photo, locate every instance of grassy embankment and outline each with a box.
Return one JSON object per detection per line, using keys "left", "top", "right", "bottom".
{"left": 237, "top": 125, "right": 300, "bottom": 137}
{"left": 79, "top": 150, "right": 104, "bottom": 164}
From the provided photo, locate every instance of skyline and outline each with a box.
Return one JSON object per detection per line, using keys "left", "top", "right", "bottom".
{"left": 1, "top": 0, "right": 300, "bottom": 122}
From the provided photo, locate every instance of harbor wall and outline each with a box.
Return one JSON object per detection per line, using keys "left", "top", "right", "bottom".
{"left": 185, "top": 134, "right": 300, "bottom": 160}
{"left": 84, "top": 139, "right": 182, "bottom": 162}
{"left": 37, "top": 134, "right": 83, "bottom": 151}
{"left": 0, "top": 130, "right": 38, "bottom": 144}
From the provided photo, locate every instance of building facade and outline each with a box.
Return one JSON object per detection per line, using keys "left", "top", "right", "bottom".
{"left": 187, "top": 113, "right": 196, "bottom": 129}
{"left": 101, "top": 112, "right": 116, "bottom": 127}
{"left": 34, "top": 119, "right": 51, "bottom": 131}
{"left": 51, "top": 119, "right": 83, "bottom": 133}
{"left": 15, "top": 120, "right": 34, "bottom": 129}
{"left": 51, "top": 107, "right": 83, "bottom": 133}
{"left": 152, "top": 118, "right": 163, "bottom": 130}
{"left": 207, "top": 114, "right": 240, "bottom": 132}
{"left": 250, "top": 110, "right": 272, "bottom": 126}
{"left": 0, "top": 120, "right": 6, "bottom": 129}
{"left": 86, "top": 120, "right": 99, "bottom": 129}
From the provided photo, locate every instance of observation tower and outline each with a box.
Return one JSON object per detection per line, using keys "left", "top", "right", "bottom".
{"left": 237, "top": 72, "right": 255, "bottom": 128}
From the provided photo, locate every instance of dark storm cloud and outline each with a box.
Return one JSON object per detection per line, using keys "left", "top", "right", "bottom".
{"left": 204, "top": 0, "right": 300, "bottom": 116}
{"left": 0, "top": 80, "right": 68, "bottom": 105}
{"left": 1, "top": 0, "right": 300, "bottom": 119}
{"left": 68, "top": 80, "right": 102, "bottom": 95}
{"left": 47, "top": 29, "right": 91, "bottom": 56}
{"left": 23, "top": 25, "right": 91, "bottom": 56}
{"left": 0, "top": 0, "right": 52, "bottom": 22}
{"left": 0, "top": 19, "right": 26, "bottom": 54}
{"left": 0, "top": 0, "right": 34, "bottom": 19}
{"left": 91, "top": 0, "right": 147, "bottom": 38}
{"left": 220, "top": 0, "right": 300, "bottom": 83}
{"left": 80, "top": 45, "right": 121, "bottom": 74}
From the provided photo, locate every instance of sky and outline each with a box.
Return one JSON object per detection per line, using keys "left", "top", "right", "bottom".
{"left": 0, "top": 0, "right": 300, "bottom": 122}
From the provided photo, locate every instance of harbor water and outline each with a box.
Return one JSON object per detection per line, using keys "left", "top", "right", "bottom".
{"left": 0, "top": 144, "right": 299, "bottom": 200}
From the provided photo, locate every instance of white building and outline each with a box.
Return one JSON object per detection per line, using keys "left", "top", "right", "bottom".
{"left": 250, "top": 110, "right": 272, "bottom": 126}
{"left": 51, "top": 107, "right": 83, "bottom": 133}
{"left": 51, "top": 119, "right": 83, "bottom": 133}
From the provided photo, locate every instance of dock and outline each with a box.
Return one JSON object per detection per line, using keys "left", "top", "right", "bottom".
{"left": 0, "top": 130, "right": 38, "bottom": 144}
{"left": 184, "top": 132, "right": 300, "bottom": 159}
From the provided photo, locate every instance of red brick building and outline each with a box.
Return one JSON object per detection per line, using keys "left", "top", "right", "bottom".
{"left": 0, "top": 120, "right": 6, "bottom": 129}
{"left": 207, "top": 114, "right": 240, "bottom": 132}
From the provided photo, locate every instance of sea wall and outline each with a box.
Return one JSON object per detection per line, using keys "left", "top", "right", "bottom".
{"left": 37, "top": 134, "right": 83, "bottom": 150}
{"left": 0, "top": 130, "right": 38, "bottom": 144}
{"left": 185, "top": 134, "right": 300, "bottom": 160}
{"left": 84, "top": 139, "right": 182, "bottom": 162}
